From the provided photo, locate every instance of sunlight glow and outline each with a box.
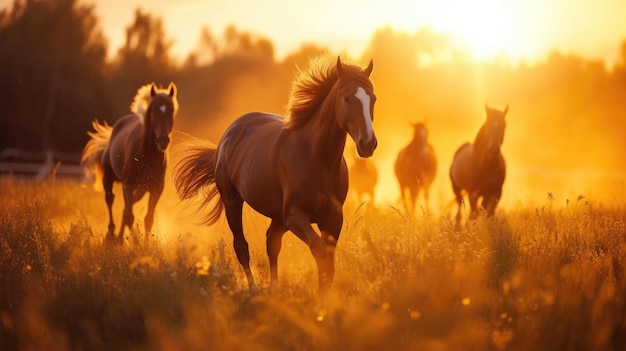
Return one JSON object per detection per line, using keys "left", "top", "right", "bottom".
{"left": 432, "top": 0, "right": 515, "bottom": 60}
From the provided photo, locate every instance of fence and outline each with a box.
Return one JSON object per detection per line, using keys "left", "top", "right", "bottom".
{"left": 0, "top": 148, "right": 87, "bottom": 182}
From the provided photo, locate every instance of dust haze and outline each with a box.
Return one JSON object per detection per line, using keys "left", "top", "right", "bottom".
{"left": 173, "top": 33, "right": 626, "bottom": 216}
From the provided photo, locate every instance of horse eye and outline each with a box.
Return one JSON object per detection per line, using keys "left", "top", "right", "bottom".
{"left": 344, "top": 96, "right": 350, "bottom": 103}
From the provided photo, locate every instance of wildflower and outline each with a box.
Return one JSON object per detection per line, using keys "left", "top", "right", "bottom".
{"left": 195, "top": 256, "right": 210, "bottom": 276}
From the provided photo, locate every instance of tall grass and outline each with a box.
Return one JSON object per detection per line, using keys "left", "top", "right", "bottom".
{"left": 1, "top": 178, "right": 625, "bottom": 350}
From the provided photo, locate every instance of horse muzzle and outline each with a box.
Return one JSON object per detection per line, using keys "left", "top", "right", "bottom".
{"left": 156, "top": 136, "right": 171, "bottom": 152}
{"left": 357, "top": 136, "right": 377, "bottom": 158}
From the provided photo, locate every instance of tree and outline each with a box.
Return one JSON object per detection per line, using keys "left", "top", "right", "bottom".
{"left": 108, "top": 8, "right": 176, "bottom": 114}
{"left": 0, "top": 0, "right": 109, "bottom": 158}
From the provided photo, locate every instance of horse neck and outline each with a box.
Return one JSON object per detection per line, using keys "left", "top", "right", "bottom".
{"left": 472, "top": 126, "right": 500, "bottom": 166}
{"left": 140, "top": 115, "right": 162, "bottom": 159}
{"left": 472, "top": 125, "right": 489, "bottom": 155}
{"left": 409, "top": 135, "right": 427, "bottom": 153}
{"left": 300, "top": 84, "right": 346, "bottom": 164}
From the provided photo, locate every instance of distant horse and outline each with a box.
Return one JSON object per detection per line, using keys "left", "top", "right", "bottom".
{"left": 81, "top": 83, "right": 178, "bottom": 245}
{"left": 175, "top": 56, "right": 377, "bottom": 295}
{"left": 394, "top": 122, "right": 437, "bottom": 215}
{"left": 349, "top": 157, "right": 378, "bottom": 205}
{"left": 449, "top": 104, "right": 507, "bottom": 223}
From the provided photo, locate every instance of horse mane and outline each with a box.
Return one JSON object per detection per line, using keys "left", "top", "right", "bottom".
{"left": 129, "top": 83, "right": 179, "bottom": 123}
{"left": 284, "top": 55, "right": 368, "bottom": 130}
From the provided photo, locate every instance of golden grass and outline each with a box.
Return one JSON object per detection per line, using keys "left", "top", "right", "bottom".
{"left": 1, "top": 178, "right": 625, "bottom": 350}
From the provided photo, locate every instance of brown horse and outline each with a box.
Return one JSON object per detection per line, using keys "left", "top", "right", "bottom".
{"left": 449, "top": 104, "right": 507, "bottom": 223}
{"left": 175, "top": 56, "right": 376, "bottom": 295}
{"left": 394, "top": 122, "right": 437, "bottom": 215}
{"left": 349, "top": 157, "right": 378, "bottom": 205}
{"left": 81, "top": 83, "right": 178, "bottom": 245}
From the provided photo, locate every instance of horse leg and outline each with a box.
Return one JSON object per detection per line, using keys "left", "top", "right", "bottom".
{"left": 485, "top": 190, "right": 501, "bottom": 217}
{"left": 265, "top": 220, "right": 287, "bottom": 292}
{"left": 398, "top": 185, "right": 408, "bottom": 215}
{"left": 102, "top": 168, "right": 116, "bottom": 243}
{"left": 468, "top": 192, "right": 479, "bottom": 221}
{"left": 285, "top": 207, "right": 333, "bottom": 295}
{"left": 451, "top": 182, "right": 463, "bottom": 228}
{"left": 118, "top": 185, "right": 136, "bottom": 245}
{"left": 223, "top": 197, "right": 259, "bottom": 295}
{"left": 409, "top": 184, "right": 418, "bottom": 217}
{"left": 424, "top": 187, "right": 431, "bottom": 214}
{"left": 317, "top": 206, "right": 344, "bottom": 295}
{"left": 144, "top": 187, "right": 163, "bottom": 245}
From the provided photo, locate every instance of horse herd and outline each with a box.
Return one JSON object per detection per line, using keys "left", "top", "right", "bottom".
{"left": 351, "top": 103, "right": 508, "bottom": 224}
{"left": 80, "top": 55, "right": 507, "bottom": 295}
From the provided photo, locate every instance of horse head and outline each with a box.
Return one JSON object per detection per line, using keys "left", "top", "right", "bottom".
{"left": 335, "top": 57, "right": 377, "bottom": 158}
{"left": 411, "top": 122, "right": 429, "bottom": 146}
{"left": 483, "top": 104, "right": 507, "bottom": 157}
{"left": 148, "top": 82, "right": 178, "bottom": 152}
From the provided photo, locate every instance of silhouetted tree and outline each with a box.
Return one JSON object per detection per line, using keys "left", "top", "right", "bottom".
{"left": 175, "top": 25, "right": 282, "bottom": 142}
{"left": 108, "top": 8, "right": 175, "bottom": 117}
{"left": 0, "top": 0, "right": 109, "bottom": 158}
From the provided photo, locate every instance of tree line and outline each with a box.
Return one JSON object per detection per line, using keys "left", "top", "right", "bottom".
{"left": 1, "top": 0, "right": 625, "bottom": 172}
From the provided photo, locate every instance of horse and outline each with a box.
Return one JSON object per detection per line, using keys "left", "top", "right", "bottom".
{"left": 174, "top": 56, "right": 376, "bottom": 295}
{"left": 348, "top": 157, "right": 378, "bottom": 205}
{"left": 394, "top": 122, "right": 437, "bottom": 215}
{"left": 81, "top": 82, "right": 178, "bottom": 245}
{"left": 449, "top": 104, "right": 507, "bottom": 224}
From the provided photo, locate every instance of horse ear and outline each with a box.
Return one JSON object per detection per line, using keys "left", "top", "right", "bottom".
{"left": 150, "top": 83, "right": 157, "bottom": 97}
{"left": 336, "top": 56, "right": 343, "bottom": 76}
{"left": 503, "top": 104, "right": 509, "bottom": 117}
{"left": 168, "top": 82, "right": 177, "bottom": 97}
{"left": 364, "top": 59, "right": 374, "bottom": 77}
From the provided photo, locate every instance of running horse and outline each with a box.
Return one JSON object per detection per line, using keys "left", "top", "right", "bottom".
{"left": 394, "top": 122, "right": 437, "bottom": 215}
{"left": 349, "top": 157, "right": 378, "bottom": 205}
{"left": 81, "top": 82, "right": 178, "bottom": 245}
{"left": 175, "top": 56, "right": 377, "bottom": 295}
{"left": 449, "top": 104, "right": 507, "bottom": 223}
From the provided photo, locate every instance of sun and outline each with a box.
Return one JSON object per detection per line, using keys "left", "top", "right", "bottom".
{"left": 433, "top": 0, "right": 516, "bottom": 61}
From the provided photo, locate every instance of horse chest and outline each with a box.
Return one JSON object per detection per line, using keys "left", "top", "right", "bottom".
{"left": 125, "top": 154, "right": 165, "bottom": 184}
{"left": 287, "top": 165, "right": 346, "bottom": 208}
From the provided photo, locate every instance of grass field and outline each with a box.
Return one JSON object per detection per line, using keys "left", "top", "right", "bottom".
{"left": 1, "top": 177, "right": 625, "bottom": 350}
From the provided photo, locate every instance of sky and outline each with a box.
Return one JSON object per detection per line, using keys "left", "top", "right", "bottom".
{"left": 3, "top": 0, "right": 624, "bottom": 65}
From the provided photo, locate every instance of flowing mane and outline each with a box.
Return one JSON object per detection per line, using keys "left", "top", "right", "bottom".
{"left": 285, "top": 56, "right": 370, "bottom": 130}
{"left": 130, "top": 84, "right": 154, "bottom": 120}
{"left": 129, "top": 83, "right": 179, "bottom": 123}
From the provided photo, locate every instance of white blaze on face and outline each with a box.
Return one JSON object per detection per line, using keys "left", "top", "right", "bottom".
{"left": 354, "top": 86, "right": 374, "bottom": 141}
{"left": 160, "top": 105, "right": 167, "bottom": 114}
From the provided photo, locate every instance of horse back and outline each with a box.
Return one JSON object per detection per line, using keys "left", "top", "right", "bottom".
{"left": 104, "top": 114, "right": 149, "bottom": 182}
{"left": 395, "top": 143, "right": 436, "bottom": 186}
{"left": 217, "top": 112, "right": 285, "bottom": 218}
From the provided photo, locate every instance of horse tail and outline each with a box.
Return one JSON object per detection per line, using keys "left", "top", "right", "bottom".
{"left": 81, "top": 119, "right": 112, "bottom": 190}
{"left": 174, "top": 138, "right": 223, "bottom": 225}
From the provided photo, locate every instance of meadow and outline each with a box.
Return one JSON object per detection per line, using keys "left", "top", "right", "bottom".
{"left": 1, "top": 177, "right": 625, "bottom": 351}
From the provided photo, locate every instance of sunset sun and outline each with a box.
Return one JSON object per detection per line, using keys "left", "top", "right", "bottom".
{"left": 431, "top": 0, "right": 515, "bottom": 60}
